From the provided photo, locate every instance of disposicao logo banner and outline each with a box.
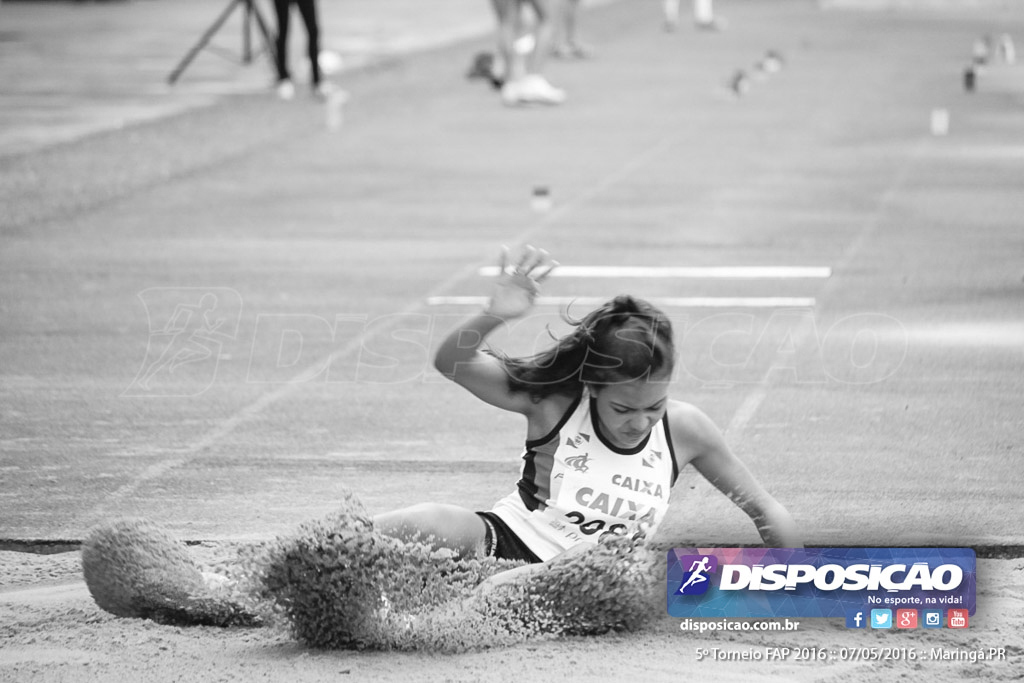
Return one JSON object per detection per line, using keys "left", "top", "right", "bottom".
{"left": 666, "top": 548, "right": 976, "bottom": 619}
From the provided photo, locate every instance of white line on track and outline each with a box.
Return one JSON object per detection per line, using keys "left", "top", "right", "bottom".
{"left": 0, "top": 581, "right": 88, "bottom": 604}
{"left": 726, "top": 385, "right": 770, "bottom": 436}
{"left": 427, "top": 296, "right": 817, "bottom": 308}
{"left": 477, "top": 265, "right": 832, "bottom": 279}
{"left": 921, "top": 144, "right": 1024, "bottom": 162}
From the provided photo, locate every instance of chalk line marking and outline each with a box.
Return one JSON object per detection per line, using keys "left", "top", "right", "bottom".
{"left": 428, "top": 296, "right": 817, "bottom": 308}
{"left": 726, "top": 385, "right": 770, "bottom": 436}
{"left": 478, "top": 265, "right": 832, "bottom": 279}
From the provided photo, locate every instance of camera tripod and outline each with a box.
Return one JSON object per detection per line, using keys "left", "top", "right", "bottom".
{"left": 168, "top": 0, "right": 277, "bottom": 85}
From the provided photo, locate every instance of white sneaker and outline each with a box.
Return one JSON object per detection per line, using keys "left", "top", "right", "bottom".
{"left": 521, "top": 74, "right": 567, "bottom": 105}
{"left": 502, "top": 74, "right": 566, "bottom": 106}
{"left": 500, "top": 78, "right": 521, "bottom": 106}
{"left": 276, "top": 79, "right": 295, "bottom": 101}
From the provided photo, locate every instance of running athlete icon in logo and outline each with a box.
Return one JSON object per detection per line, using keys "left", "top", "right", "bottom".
{"left": 126, "top": 289, "right": 241, "bottom": 397}
{"left": 135, "top": 293, "right": 224, "bottom": 390}
{"left": 676, "top": 554, "right": 719, "bottom": 595}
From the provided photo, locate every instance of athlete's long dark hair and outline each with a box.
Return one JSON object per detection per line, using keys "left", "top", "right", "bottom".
{"left": 497, "top": 295, "right": 675, "bottom": 400}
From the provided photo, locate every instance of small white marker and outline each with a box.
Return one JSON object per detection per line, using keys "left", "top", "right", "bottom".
{"left": 326, "top": 91, "right": 350, "bottom": 131}
{"left": 930, "top": 108, "right": 950, "bottom": 136}
{"left": 999, "top": 34, "right": 1016, "bottom": 64}
{"left": 531, "top": 186, "right": 552, "bottom": 213}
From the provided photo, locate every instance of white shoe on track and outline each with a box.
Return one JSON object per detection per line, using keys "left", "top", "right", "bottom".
{"left": 501, "top": 74, "right": 566, "bottom": 107}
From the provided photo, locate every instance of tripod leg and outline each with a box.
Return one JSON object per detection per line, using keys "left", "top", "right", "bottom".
{"left": 248, "top": 1, "right": 279, "bottom": 66}
{"left": 243, "top": 1, "right": 252, "bottom": 64}
{"left": 168, "top": 0, "right": 243, "bottom": 84}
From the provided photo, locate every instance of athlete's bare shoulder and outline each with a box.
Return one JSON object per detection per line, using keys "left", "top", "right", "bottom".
{"left": 665, "top": 399, "right": 726, "bottom": 466}
{"left": 665, "top": 399, "right": 711, "bottom": 429}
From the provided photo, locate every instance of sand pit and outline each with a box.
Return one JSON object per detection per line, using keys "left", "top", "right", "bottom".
{"left": 1, "top": 544, "right": 1021, "bottom": 682}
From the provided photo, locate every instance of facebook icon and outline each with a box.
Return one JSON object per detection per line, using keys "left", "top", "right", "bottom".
{"left": 845, "top": 609, "right": 867, "bottom": 629}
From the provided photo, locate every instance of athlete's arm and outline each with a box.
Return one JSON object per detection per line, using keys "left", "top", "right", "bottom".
{"left": 669, "top": 402, "right": 802, "bottom": 548}
{"left": 433, "top": 312, "right": 535, "bottom": 414}
{"left": 433, "top": 246, "right": 557, "bottom": 415}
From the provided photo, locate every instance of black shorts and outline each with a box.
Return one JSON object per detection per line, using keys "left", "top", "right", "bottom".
{"left": 476, "top": 511, "right": 542, "bottom": 564}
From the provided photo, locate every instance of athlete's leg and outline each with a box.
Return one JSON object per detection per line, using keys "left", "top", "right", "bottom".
{"left": 475, "top": 542, "right": 590, "bottom": 593}
{"left": 523, "top": 0, "right": 556, "bottom": 75}
{"left": 295, "top": 0, "right": 321, "bottom": 86}
{"left": 554, "top": 0, "right": 586, "bottom": 57}
{"left": 273, "top": 0, "right": 291, "bottom": 81}
{"left": 374, "top": 503, "right": 488, "bottom": 559}
{"left": 490, "top": 0, "right": 521, "bottom": 82}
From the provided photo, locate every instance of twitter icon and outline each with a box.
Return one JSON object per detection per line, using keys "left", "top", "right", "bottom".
{"left": 870, "top": 609, "right": 893, "bottom": 629}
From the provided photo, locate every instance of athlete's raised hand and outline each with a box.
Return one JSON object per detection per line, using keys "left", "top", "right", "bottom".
{"left": 485, "top": 245, "right": 558, "bottom": 320}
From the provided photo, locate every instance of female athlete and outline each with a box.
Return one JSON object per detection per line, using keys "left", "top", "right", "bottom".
{"left": 372, "top": 245, "right": 800, "bottom": 579}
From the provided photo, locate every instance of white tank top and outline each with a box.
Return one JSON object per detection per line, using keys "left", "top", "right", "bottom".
{"left": 490, "top": 389, "right": 679, "bottom": 561}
